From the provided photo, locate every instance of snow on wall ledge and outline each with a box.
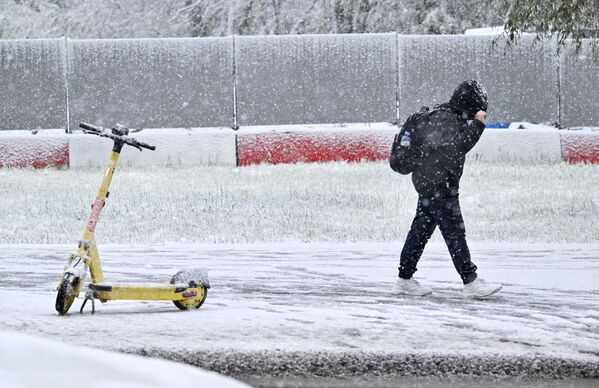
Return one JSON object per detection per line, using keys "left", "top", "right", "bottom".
{"left": 0, "top": 124, "right": 598, "bottom": 168}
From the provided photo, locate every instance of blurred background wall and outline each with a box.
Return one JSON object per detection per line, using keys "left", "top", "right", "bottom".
{"left": 0, "top": 34, "right": 597, "bottom": 130}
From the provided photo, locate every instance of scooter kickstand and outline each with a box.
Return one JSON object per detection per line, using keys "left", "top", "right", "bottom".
{"left": 80, "top": 290, "right": 96, "bottom": 314}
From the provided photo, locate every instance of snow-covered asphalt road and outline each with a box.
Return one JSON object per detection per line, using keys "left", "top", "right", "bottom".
{"left": 0, "top": 242, "right": 598, "bottom": 380}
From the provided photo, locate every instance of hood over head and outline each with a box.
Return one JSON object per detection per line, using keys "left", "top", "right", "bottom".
{"left": 448, "top": 80, "right": 488, "bottom": 118}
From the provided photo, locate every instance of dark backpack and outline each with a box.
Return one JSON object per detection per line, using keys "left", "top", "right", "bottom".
{"left": 389, "top": 106, "right": 429, "bottom": 175}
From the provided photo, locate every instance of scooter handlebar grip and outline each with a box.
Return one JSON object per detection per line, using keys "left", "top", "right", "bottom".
{"left": 79, "top": 122, "right": 102, "bottom": 132}
{"left": 125, "top": 139, "right": 156, "bottom": 151}
{"left": 137, "top": 141, "right": 156, "bottom": 151}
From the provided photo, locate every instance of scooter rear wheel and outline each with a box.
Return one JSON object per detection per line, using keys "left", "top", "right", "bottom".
{"left": 55, "top": 273, "right": 80, "bottom": 315}
{"left": 173, "top": 286, "right": 208, "bottom": 310}
{"left": 170, "top": 270, "right": 208, "bottom": 310}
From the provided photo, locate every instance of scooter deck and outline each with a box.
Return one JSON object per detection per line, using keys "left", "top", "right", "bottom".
{"left": 89, "top": 282, "right": 204, "bottom": 301}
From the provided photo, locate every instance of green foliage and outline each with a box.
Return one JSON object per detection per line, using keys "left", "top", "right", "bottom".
{"left": 503, "top": 0, "right": 599, "bottom": 53}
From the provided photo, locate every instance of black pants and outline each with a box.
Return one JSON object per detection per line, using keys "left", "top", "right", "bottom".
{"left": 399, "top": 195, "right": 478, "bottom": 284}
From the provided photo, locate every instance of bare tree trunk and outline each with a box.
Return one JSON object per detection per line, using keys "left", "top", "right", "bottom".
{"left": 271, "top": 0, "right": 283, "bottom": 34}
{"left": 355, "top": 0, "right": 371, "bottom": 33}
{"left": 226, "top": 0, "right": 237, "bottom": 35}
{"left": 334, "top": 0, "right": 354, "bottom": 33}
{"left": 236, "top": 0, "right": 254, "bottom": 35}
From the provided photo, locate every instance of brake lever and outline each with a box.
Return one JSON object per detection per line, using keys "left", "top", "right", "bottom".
{"left": 82, "top": 128, "right": 102, "bottom": 136}
{"left": 126, "top": 141, "right": 143, "bottom": 151}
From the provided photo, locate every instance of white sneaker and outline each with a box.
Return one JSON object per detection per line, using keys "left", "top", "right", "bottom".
{"left": 393, "top": 277, "right": 433, "bottom": 296}
{"left": 463, "top": 277, "right": 502, "bottom": 299}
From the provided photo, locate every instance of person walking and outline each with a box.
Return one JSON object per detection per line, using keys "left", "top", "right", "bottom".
{"left": 389, "top": 80, "right": 502, "bottom": 299}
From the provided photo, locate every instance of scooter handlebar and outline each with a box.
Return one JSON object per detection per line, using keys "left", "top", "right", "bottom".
{"left": 78, "top": 122, "right": 156, "bottom": 151}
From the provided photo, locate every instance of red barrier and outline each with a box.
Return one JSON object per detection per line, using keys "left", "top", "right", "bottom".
{"left": 0, "top": 137, "right": 69, "bottom": 168}
{"left": 560, "top": 132, "right": 599, "bottom": 164}
{"left": 237, "top": 130, "right": 396, "bottom": 166}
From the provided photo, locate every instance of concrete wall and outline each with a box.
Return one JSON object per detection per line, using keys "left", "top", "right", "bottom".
{"left": 67, "top": 37, "right": 234, "bottom": 130}
{"left": 235, "top": 33, "right": 397, "bottom": 126}
{"left": 559, "top": 40, "right": 599, "bottom": 128}
{"left": 0, "top": 39, "right": 67, "bottom": 130}
{"left": 398, "top": 35, "right": 559, "bottom": 124}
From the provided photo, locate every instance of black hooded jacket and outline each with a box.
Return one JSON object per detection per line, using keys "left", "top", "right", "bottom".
{"left": 410, "top": 81, "right": 487, "bottom": 198}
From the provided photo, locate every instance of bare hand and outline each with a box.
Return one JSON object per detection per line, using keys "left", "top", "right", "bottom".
{"left": 474, "top": 110, "right": 487, "bottom": 123}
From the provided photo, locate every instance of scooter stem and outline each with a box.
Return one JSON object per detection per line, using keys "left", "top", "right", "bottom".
{"left": 82, "top": 142, "right": 124, "bottom": 283}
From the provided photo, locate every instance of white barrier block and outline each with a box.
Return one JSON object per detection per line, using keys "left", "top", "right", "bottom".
{"left": 469, "top": 127, "right": 562, "bottom": 163}
{"left": 69, "top": 128, "right": 236, "bottom": 167}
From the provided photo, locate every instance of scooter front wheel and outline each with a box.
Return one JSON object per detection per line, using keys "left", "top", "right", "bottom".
{"left": 55, "top": 273, "right": 80, "bottom": 315}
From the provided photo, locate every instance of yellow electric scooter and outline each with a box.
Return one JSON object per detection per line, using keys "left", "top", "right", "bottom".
{"left": 55, "top": 122, "right": 209, "bottom": 315}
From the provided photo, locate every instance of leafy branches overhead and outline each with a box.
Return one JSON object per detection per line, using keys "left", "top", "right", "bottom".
{"left": 503, "top": 0, "right": 599, "bottom": 53}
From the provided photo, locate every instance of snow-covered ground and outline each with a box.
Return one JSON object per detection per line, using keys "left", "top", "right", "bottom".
{"left": 0, "top": 242, "right": 598, "bottom": 380}
{"left": 1, "top": 161, "right": 598, "bottom": 385}
{"left": 0, "top": 331, "right": 249, "bottom": 388}
{"left": 1, "top": 161, "right": 598, "bottom": 244}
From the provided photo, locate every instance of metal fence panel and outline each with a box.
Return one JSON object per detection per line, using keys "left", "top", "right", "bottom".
{"left": 235, "top": 33, "right": 397, "bottom": 126}
{"left": 0, "top": 39, "right": 67, "bottom": 130}
{"left": 67, "top": 37, "right": 234, "bottom": 129}
{"left": 398, "top": 35, "right": 558, "bottom": 125}
{"left": 560, "top": 40, "right": 599, "bottom": 127}
{"left": 2, "top": 34, "right": 579, "bottom": 131}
